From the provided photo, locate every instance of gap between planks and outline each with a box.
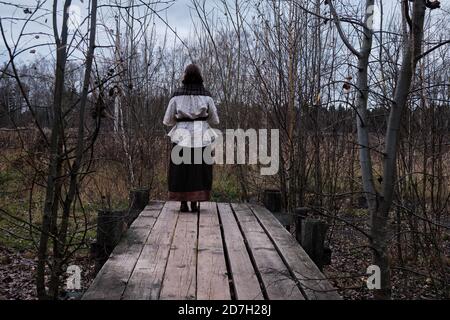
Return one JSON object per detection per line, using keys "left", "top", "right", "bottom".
{"left": 231, "top": 203, "right": 305, "bottom": 300}
{"left": 82, "top": 203, "right": 164, "bottom": 300}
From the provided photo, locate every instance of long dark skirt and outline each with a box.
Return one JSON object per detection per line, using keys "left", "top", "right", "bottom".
{"left": 168, "top": 144, "right": 213, "bottom": 202}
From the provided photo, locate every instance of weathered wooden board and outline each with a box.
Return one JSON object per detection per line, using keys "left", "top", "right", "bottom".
{"left": 140, "top": 210, "right": 163, "bottom": 218}
{"left": 217, "top": 203, "right": 264, "bottom": 300}
{"left": 146, "top": 201, "right": 165, "bottom": 210}
{"left": 197, "top": 202, "right": 231, "bottom": 300}
{"left": 249, "top": 204, "right": 341, "bottom": 300}
{"left": 82, "top": 206, "right": 162, "bottom": 300}
{"left": 232, "top": 203, "right": 305, "bottom": 300}
{"left": 159, "top": 209, "right": 198, "bottom": 300}
{"left": 122, "top": 202, "right": 180, "bottom": 300}
{"left": 83, "top": 201, "right": 340, "bottom": 301}
{"left": 129, "top": 214, "right": 160, "bottom": 230}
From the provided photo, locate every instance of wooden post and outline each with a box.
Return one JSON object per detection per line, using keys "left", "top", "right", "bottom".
{"left": 127, "top": 188, "right": 150, "bottom": 226}
{"left": 323, "top": 247, "right": 332, "bottom": 266}
{"left": 357, "top": 195, "right": 368, "bottom": 209}
{"left": 295, "top": 207, "right": 309, "bottom": 244}
{"left": 301, "top": 218, "right": 328, "bottom": 271}
{"left": 272, "top": 212, "right": 293, "bottom": 231}
{"left": 264, "top": 190, "right": 290, "bottom": 230}
{"left": 263, "top": 189, "right": 282, "bottom": 213}
{"left": 94, "top": 210, "right": 127, "bottom": 272}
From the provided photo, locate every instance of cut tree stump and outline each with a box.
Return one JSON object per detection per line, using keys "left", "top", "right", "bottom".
{"left": 300, "top": 218, "right": 329, "bottom": 271}
{"left": 127, "top": 188, "right": 150, "bottom": 226}
{"left": 94, "top": 210, "right": 127, "bottom": 272}
{"left": 295, "top": 207, "right": 309, "bottom": 244}
{"left": 263, "top": 189, "right": 282, "bottom": 213}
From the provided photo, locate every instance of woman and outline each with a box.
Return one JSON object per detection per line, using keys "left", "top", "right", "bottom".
{"left": 163, "top": 64, "right": 220, "bottom": 212}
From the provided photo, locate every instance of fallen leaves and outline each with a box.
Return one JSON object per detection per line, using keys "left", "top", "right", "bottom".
{"left": 0, "top": 246, "right": 36, "bottom": 300}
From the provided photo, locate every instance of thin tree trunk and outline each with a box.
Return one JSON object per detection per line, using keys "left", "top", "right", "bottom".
{"left": 373, "top": 0, "right": 427, "bottom": 299}
{"left": 36, "top": 0, "right": 72, "bottom": 300}
{"left": 48, "top": 0, "right": 98, "bottom": 299}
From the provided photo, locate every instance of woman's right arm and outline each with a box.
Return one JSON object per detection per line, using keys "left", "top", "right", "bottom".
{"left": 163, "top": 98, "right": 177, "bottom": 126}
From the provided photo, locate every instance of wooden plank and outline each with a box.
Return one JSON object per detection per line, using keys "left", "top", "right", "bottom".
{"left": 146, "top": 201, "right": 165, "bottom": 210}
{"left": 82, "top": 205, "right": 163, "bottom": 300}
{"left": 217, "top": 203, "right": 264, "bottom": 300}
{"left": 232, "top": 203, "right": 305, "bottom": 300}
{"left": 118, "top": 227, "right": 152, "bottom": 247}
{"left": 122, "top": 201, "right": 180, "bottom": 300}
{"left": 129, "top": 215, "right": 159, "bottom": 229}
{"left": 197, "top": 202, "right": 231, "bottom": 300}
{"left": 140, "top": 210, "right": 162, "bottom": 218}
{"left": 249, "top": 204, "right": 341, "bottom": 300}
{"left": 159, "top": 207, "right": 198, "bottom": 300}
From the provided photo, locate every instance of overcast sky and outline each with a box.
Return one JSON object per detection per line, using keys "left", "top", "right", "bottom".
{"left": 0, "top": 0, "right": 203, "bottom": 64}
{"left": 0, "top": 0, "right": 434, "bottom": 66}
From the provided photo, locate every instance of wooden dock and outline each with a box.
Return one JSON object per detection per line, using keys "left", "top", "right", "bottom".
{"left": 83, "top": 201, "right": 340, "bottom": 300}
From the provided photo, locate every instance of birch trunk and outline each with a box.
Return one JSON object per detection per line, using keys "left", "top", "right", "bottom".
{"left": 372, "top": 0, "right": 427, "bottom": 299}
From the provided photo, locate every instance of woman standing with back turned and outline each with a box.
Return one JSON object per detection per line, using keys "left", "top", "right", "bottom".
{"left": 163, "top": 64, "right": 220, "bottom": 212}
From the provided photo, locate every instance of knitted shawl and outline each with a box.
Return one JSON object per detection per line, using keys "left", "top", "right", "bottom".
{"left": 171, "top": 83, "right": 212, "bottom": 98}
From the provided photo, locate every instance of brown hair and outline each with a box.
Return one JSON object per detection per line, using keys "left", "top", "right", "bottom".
{"left": 182, "top": 64, "right": 204, "bottom": 85}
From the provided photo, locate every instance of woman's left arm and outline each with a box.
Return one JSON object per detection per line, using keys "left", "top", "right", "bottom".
{"left": 207, "top": 97, "right": 220, "bottom": 125}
